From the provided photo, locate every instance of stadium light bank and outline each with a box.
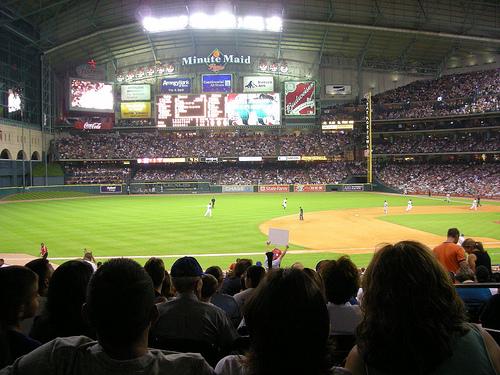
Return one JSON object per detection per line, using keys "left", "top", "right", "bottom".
{"left": 142, "top": 13, "right": 282, "bottom": 33}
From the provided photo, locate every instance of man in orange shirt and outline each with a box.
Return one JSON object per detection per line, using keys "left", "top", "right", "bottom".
{"left": 432, "top": 228, "right": 467, "bottom": 274}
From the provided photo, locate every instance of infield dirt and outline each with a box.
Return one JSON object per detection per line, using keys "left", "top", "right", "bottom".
{"left": 260, "top": 205, "right": 500, "bottom": 254}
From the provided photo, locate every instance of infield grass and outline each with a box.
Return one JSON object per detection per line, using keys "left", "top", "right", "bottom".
{"left": 1, "top": 192, "right": 498, "bottom": 268}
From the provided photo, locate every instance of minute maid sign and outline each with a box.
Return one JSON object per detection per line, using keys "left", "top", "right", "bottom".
{"left": 181, "top": 49, "right": 251, "bottom": 72}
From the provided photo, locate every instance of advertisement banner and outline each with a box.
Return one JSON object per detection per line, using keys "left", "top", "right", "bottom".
{"left": 202, "top": 74, "right": 232, "bottom": 93}
{"left": 243, "top": 76, "right": 274, "bottom": 92}
{"left": 342, "top": 185, "right": 365, "bottom": 192}
{"left": 160, "top": 78, "right": 191, "bottom": 94}
{"left": 294, "top": 184, "right": 326, "bottom": 192}
{"left": 301, "top": 156, "right": 327, "bottom": 161}
{"left": 238, "top": 156, "right": 263, "bottom": 162}
{"left": 226, "top": 93, "right": 280, "bottom": 126}
{"left": 222, "top": 185, "right": 254, "bottom": 193}
{"left": 120, "top": 102, "right": 151, "bottom": 119}
{"left": 100, "top": 185, "right": 122, "bottom": 194}
{"left": 74, "top": 118, "right": 114, "bottom": 130}
{"left": 284, "top": 81, "right": 316, "bottom": 116}
{"left": 259, "top": 185, "right": 289, "bottom": 193}
{"left": 325, "top": 85, "right": 352, "bottom": 96}
{"left": 278, "top": 156, "right": 301, "bottom": 161}
{"left": 121, "top": 84, "right": 151, "bottom": 101}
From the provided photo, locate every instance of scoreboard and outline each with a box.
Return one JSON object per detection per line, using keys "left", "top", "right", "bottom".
{"left": 157, "top": 94, "right": 227, "bottom": 127}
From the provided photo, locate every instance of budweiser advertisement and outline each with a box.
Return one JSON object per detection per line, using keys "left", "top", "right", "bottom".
{"left": 294, "top": 184, "right": 326, "bottom": 192}
{"left": 74, "top": 117, "right": 114, "bottom": 130}
{"left": 284, "top": 81, "right": 316, "bottom": 116}
{"left": 259, "top": 185, "right": 289, "bottom": 193}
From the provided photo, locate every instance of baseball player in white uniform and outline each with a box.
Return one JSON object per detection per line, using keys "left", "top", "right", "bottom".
{"left": 406, "top": 199, "right": 413, "bottom": 212}
{"left": 470, "top": 199, "right": 478, "bottom": 211}
{"left": 383, "top": 200, "right": 389, "bottom": 215}
{"left": 204, "top": 202, "right": 213, "bottom": 217}
{"left": 282, "top": 198, "right": 287, "bottom": 210}
{"left": 445, "top": 193, "right": 451, "bottom": 203}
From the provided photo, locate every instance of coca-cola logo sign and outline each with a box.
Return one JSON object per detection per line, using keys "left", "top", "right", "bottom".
{"left": 83, "top": 122, "right": 102, "bottom": 129}
{"left": 74, "top": 118, "right": 113, "bottom": 130}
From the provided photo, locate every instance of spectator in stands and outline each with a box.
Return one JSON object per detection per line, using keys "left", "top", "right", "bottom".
{"left": 0, "top": 258, "right": 214, "bottom": 375}
{"left": 216, "top": 268, "right": 345, "bottom": 375}
{"left": 345, "top": 241, "right": 500, "bottom": 375}
{"left": 455, "top": 266, "right": 492, "bottom": 323}
{"left": 20, "top": 259, "right": 54, "bottom": 335}
{"left": 463, "top": 238, "right": 492, "bottom": 277}
{"left": 205, "top": 266, "right": 241, "bottom": 328}
{"left": 201, "top": 274, "right": 219, "bottom": 303}
{"left": 221, "top": 259, "right": 252, "bottom": 296}
{"left": 481, "top": 294, "right": 500, "bottom": 330}
{"left": 233, "top": 265, "right": 265, "bottom": 309}
{"left": 144, "top": 257, "right": 167, "bottom": 303}
{"left": 30, "top": 260, "right": 94, "bottom": 343}
{"left": 432, "top": 228, "right": 468, "bottom": 274}
{"left": 82, "top": 250, "right": 97, "bottom": 272}
{"left": 161, "top": 269, "right": 175, "bottom": 300}
{"left": 151, "top": 257, "right": 238, "bottom": 351}
{"left": 322, "top": 257, "right": 362, "bottom": 335}
{"left": 0, "top": 266, "right": 40, "bottom": 368}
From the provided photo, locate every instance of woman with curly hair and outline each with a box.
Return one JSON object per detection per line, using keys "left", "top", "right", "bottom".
{"left": 345, "top": 241, "right": 500, "bottom": 375}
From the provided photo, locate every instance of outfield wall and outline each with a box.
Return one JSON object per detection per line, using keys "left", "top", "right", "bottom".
{"left": 0, "top": 182, "right": 375, "bottom": 199}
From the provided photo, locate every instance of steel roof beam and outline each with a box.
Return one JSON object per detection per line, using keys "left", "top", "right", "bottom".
{"left": 286, "top": 18, "right": 500, "bottom": 44}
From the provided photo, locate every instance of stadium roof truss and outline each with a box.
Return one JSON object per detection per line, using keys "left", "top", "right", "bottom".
{"left": 0, "top": 0, "right": 499, "bottom": 75}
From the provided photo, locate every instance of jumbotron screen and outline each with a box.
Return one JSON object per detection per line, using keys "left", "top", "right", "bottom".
{"left": 69, "top": 79, "right": 114, "bottom": 112}
{"left": 226, "top": 93, "right": 280, "bottom": 125}
{"left": 157, "top": 94, "right": 227, "bottom": 127}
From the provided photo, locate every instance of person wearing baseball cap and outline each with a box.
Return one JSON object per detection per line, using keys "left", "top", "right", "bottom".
{"left": 151, "top": 257, "right": 238, "bottom": 353}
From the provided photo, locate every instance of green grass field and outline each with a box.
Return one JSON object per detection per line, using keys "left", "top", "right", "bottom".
{"left": 1, "top": 192, "right": 499, "bottom": 269}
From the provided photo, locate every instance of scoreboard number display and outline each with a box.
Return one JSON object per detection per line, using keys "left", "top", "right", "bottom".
{"left": 157, "top": 94, "right": 227, "bottom": 127}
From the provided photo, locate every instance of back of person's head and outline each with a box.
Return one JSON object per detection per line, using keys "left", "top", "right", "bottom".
{"left": 315, "top": 259, "right": 329, "bottom": 273}
{"left": 323, "top": 256, "right": 360, "bottom": 305}
{"left": 447, "top": 227, "right": 459, "bottom": 239}
{"left": 161, "top": 269, "right": 174, "bottom": 299}
{"left": 144, "top": 257, "right": 165, "bottom": 289}
{"left": 24, "top": 258, "right": 53, "bottom": 297}
{"left": 0, "top": 266, "right": 38, "bottom": 368}
{"left": 244, "top": 269, "right": 329, "bottom": 375}
{"left": 0, "top": 266, "right": 38, "bottom": 327}
{"left": 83, "top": 251, "right": 94, "bottom": 261}
{"left": 201, "top": 274, "right": 218, "bottom": 301}
{"left": 171, "top": 257, "right": 203, "bottom": 294}
{"left": 46, "top": 260, "right": 94, "bottom": 337}
{"left": 455, "top": 267, "right": 475, "bottom": 282}
{"left": 86, "top": 258, "right": 155, "bottom": 347}
{"left": 291, "top": 262, "right": 304, "bottom": 270}
{"left": 474, "top": 241, "right": 485, "bottom": 252}
{"left": 234, "top": 259, "right": 252, "bottom": 277}
{"left": 476, "top": 266, "right": 490, "bottom": 283}
{"left": 358, "top": 241, "right": 466, "bottom": 374}
{"left": 245, "top": 265, "right": 266, "bottom": 289}
{"left": 205, "top": 265, "right": 224, "bottom": 284}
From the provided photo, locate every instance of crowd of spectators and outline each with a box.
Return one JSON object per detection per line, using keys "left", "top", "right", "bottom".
{"left": 373, "top": 134, "right": 499, "bottom": 154}
{"left": 1, "top": 236, "right": 499, "bottom": 374}
{"left": 55, "top": 132, "right": 355, "bottom": 160}
{"left": 373, "top": 117, "right": 498, "bottom": 133}
{"left": 322, "top": 68, "right": 500, "bottom": 121}
{"left": 132, "top": 162, "right": 366, "bottom": 185}
{"left": 377, "top": 162, "right": 500, "bottom": 197}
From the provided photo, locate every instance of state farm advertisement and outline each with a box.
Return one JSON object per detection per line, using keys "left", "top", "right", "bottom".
{"left": 284, "top": 81, "right": 316, "bottom": 116}
{"left": 259, "top": 185, "right": 289, "bottom": 193}
{"left": 294, "top": 184, "right": 326, "bottom": 192}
